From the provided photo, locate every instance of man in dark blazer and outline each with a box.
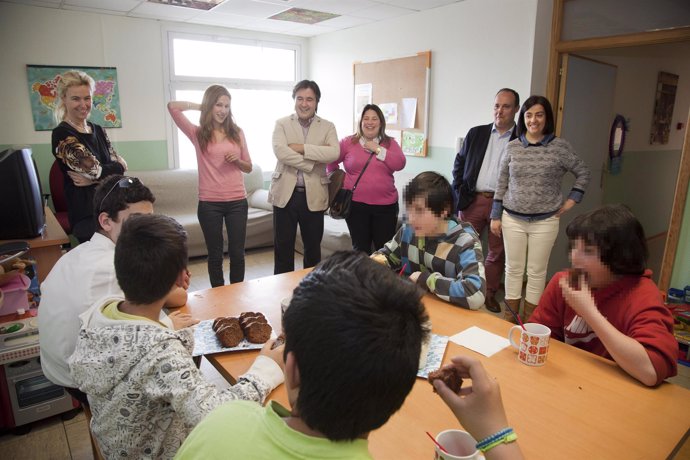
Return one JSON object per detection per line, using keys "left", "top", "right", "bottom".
{"left": 451, "top": 88, "right": 519, "bottom": 313}
{"left": 269, "top": 80, "right": 339, "bottom": 274}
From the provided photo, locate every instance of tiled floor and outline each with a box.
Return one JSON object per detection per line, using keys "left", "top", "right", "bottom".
{"left": 2, "top": 247, "right": 689, "bottom": 459}
{"left": 0, "top": 247, "right": 293, "bottom": 460}
{"left": 185, "top": 246, "right": 286, "bottom": 293}
{"left": 0, "top": 357, "right": 232, "bottom": 460}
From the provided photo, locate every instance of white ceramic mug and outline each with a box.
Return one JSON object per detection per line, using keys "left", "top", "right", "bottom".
{"left": 508, "top": 323, "right": 551, "bottom": 366}
{"left": 433, "top": 430, "right": 484, "bottom": 460}
{"left": 280, "top": 296, "right": 291, "bottom": 316}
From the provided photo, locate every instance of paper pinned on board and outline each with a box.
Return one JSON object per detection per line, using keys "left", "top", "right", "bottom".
{"left": 400, "top": 97, "right": 417, "bottom": 129}
{"left": 379, "top": 102, "right": 398, "bottom": 124}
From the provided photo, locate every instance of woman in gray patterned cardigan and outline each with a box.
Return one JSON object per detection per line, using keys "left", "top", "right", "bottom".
{"left": 490, "top": 95, "right": 590, "bottom": 322}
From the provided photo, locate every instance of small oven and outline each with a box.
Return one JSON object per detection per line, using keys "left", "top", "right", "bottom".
{"left": 0, "top": 317, "right": 77, "bottom": 428}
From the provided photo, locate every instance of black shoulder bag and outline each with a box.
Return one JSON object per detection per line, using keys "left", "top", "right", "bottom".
{"left": 329, "top": 152, "right": 375, "bottom": 220}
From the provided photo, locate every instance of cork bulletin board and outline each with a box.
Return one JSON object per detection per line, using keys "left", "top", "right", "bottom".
{"left": 353, "top": 51, "right": 431, "bottom": 157}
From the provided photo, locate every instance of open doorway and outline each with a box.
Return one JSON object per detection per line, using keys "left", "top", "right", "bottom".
{"left": 547, "top": 23, "right": 690, "bottom": 291}
{"left": 577, "top": 42, "right": 689, "bottom": 284}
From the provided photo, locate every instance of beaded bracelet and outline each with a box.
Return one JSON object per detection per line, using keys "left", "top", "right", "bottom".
{"left": 475, "top": 427, "right": 518, "bottom": 453}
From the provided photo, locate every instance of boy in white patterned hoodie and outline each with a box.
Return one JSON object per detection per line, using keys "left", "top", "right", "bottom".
{"left": 69, "top": 214, "right": 284, "bottom": 459}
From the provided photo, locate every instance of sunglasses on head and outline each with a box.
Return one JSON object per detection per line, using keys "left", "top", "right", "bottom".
{"left": 98, "top": 176, "right": 140, "bottom": 212}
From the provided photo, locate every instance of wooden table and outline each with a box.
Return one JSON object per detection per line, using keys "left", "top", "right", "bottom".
{"left": 183, "top": 270, "right": 690, "bottom": 460}
{"left": 0, "top": 207, "right": 68, "bottom": 283}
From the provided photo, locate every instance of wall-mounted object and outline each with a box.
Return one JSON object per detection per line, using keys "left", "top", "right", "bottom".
{"left": 608, "top": 114, "right": 627, "bottom": 175}
{"left": 353, "top": 52, "right": 431, "bottom": 157}
{"left": 649, "top": 71, "right": 679, "bottom": 145}
{"left": 26, "top": 65, "right": 122, "bottom": 131}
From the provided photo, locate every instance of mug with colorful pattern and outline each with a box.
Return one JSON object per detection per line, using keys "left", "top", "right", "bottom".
{"left": 508, "top": 323, "right": 551, "bottom": 366}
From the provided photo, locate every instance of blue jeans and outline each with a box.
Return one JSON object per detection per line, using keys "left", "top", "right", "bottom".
{"left": 197, "top": 199, "right": 248, "bottom": 286}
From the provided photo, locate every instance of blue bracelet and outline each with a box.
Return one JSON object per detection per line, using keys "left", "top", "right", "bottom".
{"left": 475, "top": 427, "right": 514, "bottom": 450}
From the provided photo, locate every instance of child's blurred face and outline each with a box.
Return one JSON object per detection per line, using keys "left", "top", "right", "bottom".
{"left": 406, "top": 196, "right": 447, "bottom": 237}
{"left": 569, "top": 238, "right": 615, "bottom": 289}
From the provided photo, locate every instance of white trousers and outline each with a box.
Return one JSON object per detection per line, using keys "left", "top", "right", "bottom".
{"left": 501, "top": 211, "right": 560, "bottom": 305}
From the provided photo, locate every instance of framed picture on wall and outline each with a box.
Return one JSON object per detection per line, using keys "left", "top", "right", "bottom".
{"left": 26, "top": 65, "right": 122, "bottom": 131}
{"left": 649, "top": 71, "right": 678, "bottom": 145}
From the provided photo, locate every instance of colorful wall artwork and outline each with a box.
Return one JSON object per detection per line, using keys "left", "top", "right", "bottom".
{"left": 26, "top": 65, "right": 122, "bottom": 131}
{"left": 649, "top": 71, "right": 679, "bottom": 145}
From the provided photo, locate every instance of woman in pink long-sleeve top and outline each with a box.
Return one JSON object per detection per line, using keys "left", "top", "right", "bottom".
{"left": 327, "top": 104, "right": 406, "bottom": 252}
{"left": 168, "top": 85, "right": 252, "bottom": 286}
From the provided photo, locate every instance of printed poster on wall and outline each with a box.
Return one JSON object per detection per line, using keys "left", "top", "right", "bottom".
{"left": 379, "top": 103, "right": 398, "bottom": 125}
{"left": 401, "top": 130, "right": 426, "bottom": 156}
{"left": 26, "top": 65, "right": 122, "bottom": 131}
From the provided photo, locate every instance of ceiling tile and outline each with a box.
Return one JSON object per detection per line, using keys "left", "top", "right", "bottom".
{"left": 318, "top": 14, "right": 374, "bottom": 29}
{"left": 2, "top": 0, "right": 62, "bottom": 7}
{"left": 191, "top": 11, "right": 256, "bottom": 27}
{"left": 293, "top": 0, "right": 379, "bottom": 15}
{"left": 63, "top": 0, "right": 140, "bottom": 13}
{"left": 284, "top": 22, "right": 337, "bottom": 37}
{"left": 349, "top": 3, "right": 413, "bottom": 20}
{"left": 3, "top": 0, "right": 465, "bottom": 37}
{"left": 211, "top": 0, "right": 289, "bottom": 17}
{"left": 130, "top": 2, "right": 201, "bottom": 20}
{"left": 377, "top": 0, "right": 462, "bottom": 10}
{"left": 241, "top": 17, "right": 303, "bottom": 32}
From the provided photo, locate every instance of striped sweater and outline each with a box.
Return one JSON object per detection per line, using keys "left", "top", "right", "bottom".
{"left": 375, "top": 219, "right": 486, "bottom": 309}
{"left": 491, "top": 136, "right": 590, "bottom": 219}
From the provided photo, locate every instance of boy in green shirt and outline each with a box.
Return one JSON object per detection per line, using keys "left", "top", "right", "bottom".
{"left": 176, "top": 251, "right": 429, "bottom": 459}
{"left": 177, "top": 250, "right": 523, "bottom": 460}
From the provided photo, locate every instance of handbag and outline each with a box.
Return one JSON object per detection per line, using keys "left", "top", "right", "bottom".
{"left": 327, "top": 169, "right": 345, "bottom": 208}
{"left": 329, "top": 152, "right": 375, "bottom": 220}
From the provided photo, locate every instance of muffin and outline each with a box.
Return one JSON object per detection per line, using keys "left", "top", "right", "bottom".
{"left": 428, "top": 367, "right": 463, "bottom": 393}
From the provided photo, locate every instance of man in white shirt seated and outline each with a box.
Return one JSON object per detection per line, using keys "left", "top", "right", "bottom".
{"left": 38, "top": 175, "right": 196, "bottom": 402}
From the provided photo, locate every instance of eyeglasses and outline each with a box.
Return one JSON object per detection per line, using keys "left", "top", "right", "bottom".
{"left": 98, "top": 176, "right": 139, "bottom": 212}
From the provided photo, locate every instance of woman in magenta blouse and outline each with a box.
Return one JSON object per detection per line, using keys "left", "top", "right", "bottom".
{"left": 327, "top": 104, "right": 406, "bottom": 252}
{"left": 168, "top": 85, "right": 252, "bottom": 286}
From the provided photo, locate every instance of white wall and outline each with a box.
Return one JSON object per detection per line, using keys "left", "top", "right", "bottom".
{"left": 309, "top": 0, "right": 545, "bottom": 163}
{"left": 530, "top": 0, "right": 554, "bottom": 95}
{"left": 586, "top": 45, "right": 690, "bottom": 234}
{"left": 588, "top": 44, "right": 690, "bottom": 152}
{"left": 0, "top": 3, "right": 165, "bottom": 145}
{"left": 0, "top": 2, "right": 308, "bottom": 148}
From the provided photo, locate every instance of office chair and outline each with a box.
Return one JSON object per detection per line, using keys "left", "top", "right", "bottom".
{"left": 49, "top": 161, "right": 71, "bottom": 235}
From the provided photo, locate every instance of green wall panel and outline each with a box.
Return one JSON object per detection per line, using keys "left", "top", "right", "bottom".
{"left": 1, "top": 141, "right": 169, "bottom": 196}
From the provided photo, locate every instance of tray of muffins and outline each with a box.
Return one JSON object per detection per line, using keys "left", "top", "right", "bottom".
{"left": 192, "top": 311, "right": 276, "bottom": 357}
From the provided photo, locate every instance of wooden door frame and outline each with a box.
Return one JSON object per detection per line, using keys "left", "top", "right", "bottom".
{"left": 546, "top": 0, "right": 690, "bottom": 292}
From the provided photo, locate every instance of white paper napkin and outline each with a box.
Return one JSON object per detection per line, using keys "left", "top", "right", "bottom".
{"left": 449, "top": 326, "right": 510, "bottom": 357}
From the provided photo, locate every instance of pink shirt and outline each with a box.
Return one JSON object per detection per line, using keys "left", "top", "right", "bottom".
{"left": 327, "top": 136, "right": 406, "bottom": 206}
{"left": 169, "top": 106, "right": 251, "bottom": 202}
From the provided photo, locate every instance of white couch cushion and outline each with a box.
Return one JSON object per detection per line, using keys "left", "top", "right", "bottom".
{"left": 130, "top": 165, "right": 273, "bottom": 258}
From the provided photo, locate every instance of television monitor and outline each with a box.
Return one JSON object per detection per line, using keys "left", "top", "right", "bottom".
{"left": 0, "top": 147, "right": 45, "bottom": 239}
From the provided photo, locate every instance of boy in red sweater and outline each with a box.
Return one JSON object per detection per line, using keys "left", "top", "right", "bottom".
{"left": 530, "top": 204, "right": 677, "bottom": 386}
